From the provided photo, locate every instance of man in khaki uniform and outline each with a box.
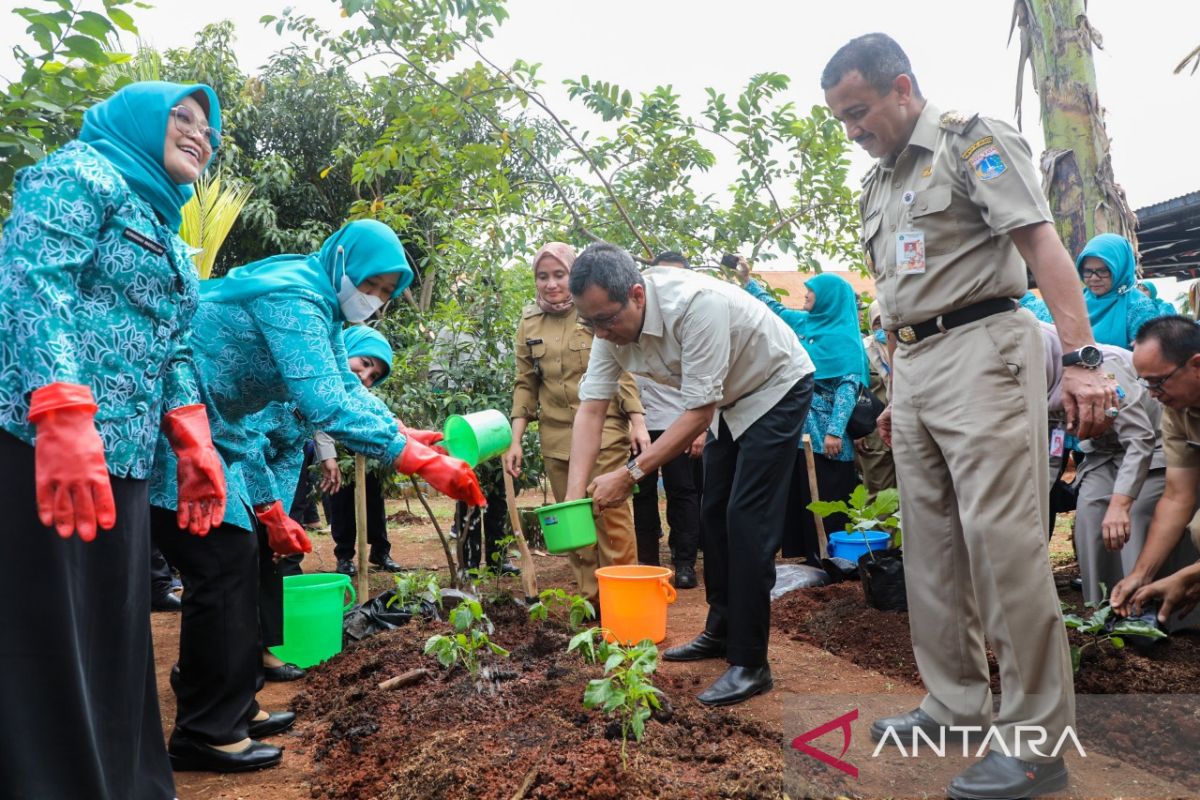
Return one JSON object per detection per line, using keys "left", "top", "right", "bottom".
{"left": 822, "top": 34, "right": 1114, "bottom": 799}
{"left": 1113, "top": 316, "right": 1200, "bottom": 621}
{"left": 855, "top": 301, "right": 896, "bottom": 496}
{"left": 508, "top": 294, "right": 645, "bottom": 603}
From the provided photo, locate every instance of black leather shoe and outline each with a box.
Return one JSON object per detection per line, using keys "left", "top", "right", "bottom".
{"left": 336, "top": 559, "right": 357, "bottom": 576}
{"left": 248, "top": 710, "right": 296, "bottom": 739}
{"left": 167, "top": 732, "right": 282, "bottom": 773}
{"left": 696, "top": 665, "right": 773, "bottom": 706}
{"left": 673, "top": 563, "right": 698, "bottom": 589}
{"left": 869, "top": 706, "right": 981, "bottom": 743}
{"left": 497, "top": 560, "right": 521, "bottom": 576}
{"left": 152, "top": 592, "right": 182, "bottom": 612}
{"left": 263, "top": 662, "right": 306, "bottom": 682}
{"left": 948, "top": 751, "right": 1068, "bottom": 799}
{"left": 370, "top": 556, "right": 404, "bottom": 573}
{"left": 663, "top": 630, "right": 726, "bottom": 661}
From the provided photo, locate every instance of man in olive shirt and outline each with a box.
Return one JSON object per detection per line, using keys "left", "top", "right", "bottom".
{"left": 1113, "top": 316, "right": 1200, "bottom": 623}
{"left": 564, "top": 243, "right": 814, "bottom": 707}
{"left": 823, "top": 34, "right": 1113, "bottom": 799}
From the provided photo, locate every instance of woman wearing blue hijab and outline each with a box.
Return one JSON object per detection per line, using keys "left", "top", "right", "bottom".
{"left": 0, "top": 81, "right": 225, "bottom": 800}
{"left": 148, "top": 219, "right": 480, "bottom": 773}
{"left": 1137, "top": 281, "right": 1177, "bottom": 320}
{"left": 1076, "top": 233, "right": 1158, "bottom": 349}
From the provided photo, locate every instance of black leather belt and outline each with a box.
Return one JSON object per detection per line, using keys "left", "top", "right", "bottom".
{"left": 893, "top": 297, "right": 1017, "bottom": 345}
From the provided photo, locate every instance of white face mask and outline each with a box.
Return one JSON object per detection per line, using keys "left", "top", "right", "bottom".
{"left": 337, "top": 273, "right": 384, "bottom": 322}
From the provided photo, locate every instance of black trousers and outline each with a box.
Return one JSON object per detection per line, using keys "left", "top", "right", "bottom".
{"left": 258, "top": 525, "right": 285, "bottom": 649}
{"left": 288, "top": 441, "right": 320, "bottom": 526}
{"left": 152, "top": 506, "right": 260, "bottom": 745}
{"left": 783, "top": 450, "right": 856, "bottom": 561}
{"left": 632, "top": 428, "right": 703, "bottom": 566}
{"left": 458, "top": 483, "right": 508, "bottom": 569}
{"left": 0, "top": 432, "right": 175, "bottom": 799}
{"left": 326, "top": 472, "right": 391, "bottom": 562}
{"left": 701, "top": 376, "right": 812, "bottom": 667}
{"left": 150, "top": 542, "right": 175, "bottom": 597}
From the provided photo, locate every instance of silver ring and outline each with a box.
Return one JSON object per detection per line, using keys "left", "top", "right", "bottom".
{"left": 1105, "top": 406, "right": 1119, "bottom": 418}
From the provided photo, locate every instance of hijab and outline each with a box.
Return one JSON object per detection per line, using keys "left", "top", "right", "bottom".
{"left": 79, "top": 81, "right": 221, "bottom": 230}
{"left": 1076, "top": 233, "right": 1139, "bottom": 347}
{"left": 201, "top": 220, "right": 412, "bottom": 320}
{"left": 532, "top": 242, "right": 577, "bottom": 315}
{"left": 802, "top": 273, "right": 869, "bottom": 383}
{"left": 342, "top": 325, "right": 393, "bottom": 384}
{"left": 1139, "top": 282, "right": 1177, "bottom": 318}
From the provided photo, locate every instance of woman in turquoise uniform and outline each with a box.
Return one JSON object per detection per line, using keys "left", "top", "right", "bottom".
{"left": 0, "top": 81, "right": 226, "bottom": 800}
{"left": 150, "top": 219, "right": 481, "bottom": 773}
{"left": 1076, "top": 233, "right": 1158, "bottom": 349}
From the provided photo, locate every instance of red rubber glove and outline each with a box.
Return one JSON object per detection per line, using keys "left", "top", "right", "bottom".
{"left": 163, "top": 404, "right": 227, "bottom": 537}
{"left": 398, "top": 424, "right": 447, "bottom": 454}
{"left": 28, "top": 383, "right": 116, "bottom": 542}
{"left": 395, "top": 439, "right": 485, "bottom": 506}
{"left": 255, "top": 501, "right": 313, "bottom": 556}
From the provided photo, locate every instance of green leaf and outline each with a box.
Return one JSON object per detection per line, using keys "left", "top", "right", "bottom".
{"left": 74, "top": 11, "right": 115, "bottom": 39}
{"left": 62, "top": 35, "right": 108, "bottom": 64}
{"left": 1061, "top": 614, "right": 1086, "bottom": 629}
{"left": 603, "top": 652, "right": 625, "bottom": 674}
{"left": 1110, "top": 636, "right": 1124, "bottom": 649}
{"left": 1110, "top": 620, "right": 1168, "bottom": 640}
{"left": 106, "top": 7, "right": 137, "bottom": 33}
{"left": 1070, "top": 645, "right": 1082, "bottom": 674}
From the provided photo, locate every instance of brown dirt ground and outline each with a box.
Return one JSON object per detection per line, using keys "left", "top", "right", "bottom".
{"left": 155, "top": 504, "right": 1198, "bottom": 799}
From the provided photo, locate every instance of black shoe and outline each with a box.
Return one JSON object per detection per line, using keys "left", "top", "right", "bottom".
{"left": 663, "top": 630, "right": 726, "bottom": 662}
{"left": 673, "top": 563, "right": 698, "bottom": 589}
{"left": 247, "top": 710, "right": 296, "bottom": 739}
{"left": 167, "top": 732, "right": 282, "bottom": 773}
{"left": 151, "top": 592, "right": 182, "bottom": 612}
{"left": 948, "top": 751, "right": 1067, "bottom": 799}
{"left": 370, "top": 556, "right": 404, "bottom": 573}
{"left": 696, "top": 665, "right": 773, "bottom": 706}
{"left": 497, "top": 560, "right": 521, "bottom": 576}
{"left": 263, "top": 662, "right": 306, "bottom": 682}
{"left": 870, "top": 706, "right": 961, "bottom": 743}
{"left": 1071, "top": 576, "right": 1083, "bottom": 590}
{"left": 336, "top": 559, "right": 357, "bottom": 576}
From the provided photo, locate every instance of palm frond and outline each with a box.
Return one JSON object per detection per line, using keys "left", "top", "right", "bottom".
{"left": 179, "top": 173, "right": 253, "bottom": 279}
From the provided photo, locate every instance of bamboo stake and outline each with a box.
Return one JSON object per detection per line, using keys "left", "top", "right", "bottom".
{"left": 801, "top": 434, "right": 829, "bottom": 560}
{"left": 377, "top": 667, "right": 429, "bottom": 691}
{"left": 354, "top": 454, "right": 369, "bottom": 603}
{"left": 503, "top": 470, "right": 539, "bottom": 601}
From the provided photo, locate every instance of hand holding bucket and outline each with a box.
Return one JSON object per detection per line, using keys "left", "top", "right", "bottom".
{"left": 441, "top": 410, "right": 512, "bottom": 468}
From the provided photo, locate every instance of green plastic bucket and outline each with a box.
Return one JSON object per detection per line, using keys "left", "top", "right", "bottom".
{"left": 535, "top": 498, "right": 598, "bottom": 553}
{"left": 268, "top": 573, "right": 356, "bottom": 669}
{"left": 442, "top": 410, "right": 512, "bottom": 468}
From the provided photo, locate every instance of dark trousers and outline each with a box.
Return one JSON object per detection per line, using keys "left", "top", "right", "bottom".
{"left": 458, "top": 483, "right": 508, "bottom": 569}
{"left": 632, "top": 429, "right": 703, "bottom": 566}
{"left": 783, "top": 450, "right": 856, "bottom": 561}
{"left": 150, "top": 543, "right": 175, "bottom": 597}
{"left": 288, "top": 441, "right": 320, "bottom": 526}
{"left": 152, "top": 506, "right": 260, "bottom": 745}
{"left": 0, "top": 432, "right": 174, "bottom": 799}
{"left": 701, "top": 376, "right": 812, "bottom": 667}
{"left": 258, "top": 526, "right": 285, "bottom": 649}
{"left": 326, "top": 472, "right": 391, "bottom": 562}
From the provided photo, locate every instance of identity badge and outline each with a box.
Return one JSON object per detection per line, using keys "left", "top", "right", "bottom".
{"left": 1050, "top": 427, "right": 1065, "bottom": 458}
{"left": 895, "top": 230, "right": 926, "bottom": 275}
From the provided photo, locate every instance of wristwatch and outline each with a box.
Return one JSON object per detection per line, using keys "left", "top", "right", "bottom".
{"left": 1062, "top": 345, "right": 1103, "bottom": 369}
{"left": 626, "top": 457, "right": 645, "bottom": 482}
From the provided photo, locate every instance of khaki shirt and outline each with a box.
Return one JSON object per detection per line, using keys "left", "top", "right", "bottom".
{"left": 1161, "top": 406, "right": 1200, "bottom": 469}
{"left": 511, "top": 305, "right": 643, "bottom": 460}
{"left": 859, "top": 102, "right": 1052, "bottom": 330}
{"left": 578, "top": 268, "right": 814, "bottom": 440}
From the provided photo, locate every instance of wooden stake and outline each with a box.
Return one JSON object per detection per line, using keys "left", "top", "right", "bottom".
{"left": 377, "top": 667, "right": 429, "bottom": 691}
{"left": 801, "top": 434, "right": 828, "bottom": 560}
{"left": 503, "top": 470, "right": 539, "bottom": 601}
{"left": 354, "top": 454, "right": 369, "bottom": 604}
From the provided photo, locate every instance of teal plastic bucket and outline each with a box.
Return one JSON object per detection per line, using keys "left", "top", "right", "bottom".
{"left": 442, "top": 410, "right": 512, "bottom": 468}
{"left": 269, "top": 573, "right": 356, "bottom": 669}
{"left": 535, "top": 498, "right": 598, "bottom": 553}
{"left": 828, "top": 530, "right": 892, "bottom": 563}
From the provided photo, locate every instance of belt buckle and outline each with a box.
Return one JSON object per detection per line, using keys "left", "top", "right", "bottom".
{"left": 897, "top": 326, "right": 917, "bottom": 344}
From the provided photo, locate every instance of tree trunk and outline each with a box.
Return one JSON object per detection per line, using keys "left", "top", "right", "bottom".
{"left": 1012, "top": 0, "right": 1138, "bottom": 260}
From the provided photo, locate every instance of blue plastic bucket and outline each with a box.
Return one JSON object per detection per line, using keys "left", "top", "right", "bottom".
{"left": 828, "top": 530, "right": 892, "bottom": 563}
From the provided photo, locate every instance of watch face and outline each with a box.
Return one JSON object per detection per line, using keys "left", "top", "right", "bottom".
{"left": 1080, "top": 346, "right": 1103, "bottom": 367}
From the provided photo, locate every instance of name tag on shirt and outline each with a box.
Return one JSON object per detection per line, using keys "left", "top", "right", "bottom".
{"left": 122, "top": 227, "right": 166, "bottom": 256}
{"left": 1049, "top": 427, "right": 1065, "bottom": 458}
{"left": 895, "top": 230, "right": 926, "bottom": 275}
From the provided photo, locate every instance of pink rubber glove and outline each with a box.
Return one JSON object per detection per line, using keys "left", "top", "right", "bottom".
{"left": 28, "top": 383, "right": 116, "bottom": 541}
{"left": 162, "top": 404, "right": 227, "bottom": 536}
{"left": 399, "top": 424, "right": 447, "bottom": 454}
{"left": 255, "top": 501, "right": 313, "bottom": 555}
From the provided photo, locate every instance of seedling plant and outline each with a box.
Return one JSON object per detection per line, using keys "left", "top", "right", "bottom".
{"left": 528, "top": 587, "right": 596, "bottom": 632}
{"left": 386, "top": 570, "right": 442, "bottom": 614}
{"left": 1062, "top": 585, "right": 1167, "bottom": 673}
{"left": 424, "top": 598, "right": 510, "bottom": 680}
{"left": 809, "top": 484, "right": 902, "bottom": 549}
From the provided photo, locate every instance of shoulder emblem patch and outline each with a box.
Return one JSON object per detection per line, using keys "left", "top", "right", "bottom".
{"left": 968, "top": 144, "right": 1007, "bottom": 181}
{"left": 960, "top": 136, "right": 994, "bottom": 162}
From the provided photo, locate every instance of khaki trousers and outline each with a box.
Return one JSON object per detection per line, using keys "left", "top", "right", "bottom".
{"left": 545, "top": 449, "right": 637, "bottom": 603}
{"left": 855, "top": 430, "right": 896, "bottom": 498}
{"left": 891, "top": 310, "right": 1074, "bottom": 760}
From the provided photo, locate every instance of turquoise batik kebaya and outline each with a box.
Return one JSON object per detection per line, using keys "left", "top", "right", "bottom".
{"left": 1076, "top": 233, "right": 1158, "bottom": 349}
{"left": 150, "top": 223, "right": 410, "bottom": 533}
{"left": 0, "top": 81, "right": 221, "bottom": 478}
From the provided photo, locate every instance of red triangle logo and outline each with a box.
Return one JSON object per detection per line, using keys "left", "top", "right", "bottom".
{"left": 790, "top": 708, "right": 859, "bottom": 778}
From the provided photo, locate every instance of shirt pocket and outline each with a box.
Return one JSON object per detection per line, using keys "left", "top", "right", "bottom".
{"left": 861, "top": 209, "right": 884, "bottom": 277}
{"left": 909, "top": 183, "right": 960, "bottom": 257}
{"left": 568, "top": 329, "right": 592, "bottom": 372}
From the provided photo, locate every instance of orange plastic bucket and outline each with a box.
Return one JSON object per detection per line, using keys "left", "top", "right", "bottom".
{"left": 595, "top": 565, "right": 677, "bottom": 644}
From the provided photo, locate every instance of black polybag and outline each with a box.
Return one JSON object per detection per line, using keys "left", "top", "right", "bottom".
{"left": 858, "top": 548, "right": 907, "bottom": 611}
{"left": 343, "top": 588, "right": 441, "bottom": 641}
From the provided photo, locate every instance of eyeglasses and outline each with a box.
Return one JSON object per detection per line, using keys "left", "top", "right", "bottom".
{"left": 1081, "top": 267, "right": 1111, "bottom": 280}
{"left": 170, "top": 105, "right": 220, "bottom": 151}
{"left": 578, "top": 299, "right": 629, "bottom": 331}
{"left": 1137, "top": 363, "right": 1184, "bottom": 394}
